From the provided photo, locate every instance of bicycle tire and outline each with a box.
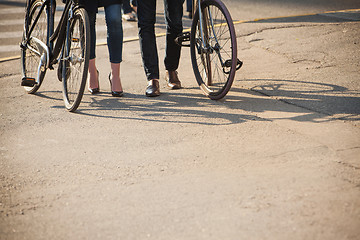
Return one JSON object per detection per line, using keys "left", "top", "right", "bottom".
{"left": 21, "top": 0, "right": 47, "bottom": 94}
{"left": 190, "top": 0, "right": 237, "bottom": 100}
{"left": 62, "top": 7, "right": 90, "bottom": 112}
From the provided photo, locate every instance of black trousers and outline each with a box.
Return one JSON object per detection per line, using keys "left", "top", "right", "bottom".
{"left": 137, "top": 0, "right": 185, "bottom": 80}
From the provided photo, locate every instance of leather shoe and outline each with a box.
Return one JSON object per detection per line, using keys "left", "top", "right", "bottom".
{"left": 146, "top": 79, "right": 160, "bottom": 97}
{"left": 165, "top": 70, "right": 181, "bottom": 89}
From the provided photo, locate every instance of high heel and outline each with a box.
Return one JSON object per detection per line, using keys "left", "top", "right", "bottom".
{"left": 109, "top": 73, "right": 123, "bottom": 97}
{"left": 88, "top": 70, "right": 100, "bottom": 94}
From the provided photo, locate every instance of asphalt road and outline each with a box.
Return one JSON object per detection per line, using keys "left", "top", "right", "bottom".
{"left": 1, "top": 0, "right": 360, "bottom": 239}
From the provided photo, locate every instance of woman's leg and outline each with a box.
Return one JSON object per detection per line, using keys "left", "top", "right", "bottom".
{"left": 110, "top": 63, "right": 122, "bottom": 92}
{"left": 104, "top": 4, "right": 124, "bottom": 92}
{"left": 88, "top": 59, "right": 99, "bottom": 89}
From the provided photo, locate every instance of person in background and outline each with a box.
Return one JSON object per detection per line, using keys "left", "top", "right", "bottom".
{"left": 122, "top": 0, "right": 137, "bottom": 21}
{"left": 137, "top": 0, "right": 185, "bottom": 97}
{"left": 131, "top": 0, "right": 137, "bottom": 13}
{"left": 84, "top": 0, "right": 124, "bottom": 97}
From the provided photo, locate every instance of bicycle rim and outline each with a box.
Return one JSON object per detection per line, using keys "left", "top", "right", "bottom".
{"left": 190, "top": 0, "right": 237, "bottom": 100}
{"left": 62, "top": 8, "right": 89, "bottom": 112}
{"left": 21, "top": 0, "right": 47, "bottom": 94}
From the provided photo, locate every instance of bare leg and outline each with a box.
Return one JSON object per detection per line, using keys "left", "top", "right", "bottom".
{"left": 88, "top": 58, "right": 99, "bottom": 89}
{"left": 110, "top": 62, "right": 123, "bottom": 92}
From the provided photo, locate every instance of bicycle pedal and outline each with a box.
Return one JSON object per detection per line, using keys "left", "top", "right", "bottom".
{"left": 236, "top": 59, "right": 243, "bottom": 71}
{"left": 175, "top": 32, "right": 190, "bottom": 47}
{"left": 223, "top": 59, "right": 243, "bottom": 74}
{"left": 21, "top": 77, "right": 36, "bottom": 87}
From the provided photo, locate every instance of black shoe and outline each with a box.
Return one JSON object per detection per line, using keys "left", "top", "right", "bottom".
{"left": 88, "top": 70, "right": 100, "bottom": 94}
{"left": 146, "top": 79, "right": 160, "bottom": 97}
{"left": 109, "top": 73, "right": 123, "bottom": 97}
{"left": 165, "top": 70, "right": 181, "bottom": 89}
{"left": 111, "top": 90, "right": 123, "bottom": 97}
{"left": 88, "top": 87, "right": 99, "bottom": 94}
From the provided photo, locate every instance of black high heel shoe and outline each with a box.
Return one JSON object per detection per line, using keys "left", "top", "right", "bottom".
{"left": 88, "top": 70, "right": 100, "bottom": 94}
{"left": 109, "top": 73, "right": 123, "bottom": 97}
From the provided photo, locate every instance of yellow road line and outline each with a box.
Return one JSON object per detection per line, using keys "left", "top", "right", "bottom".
{"left": 243, "top": 8, "right": 360, "bottom": 23}
{"left": 0, "top": 55, "right": 20, "bottom": 62}
{"left": 1, "top": 8, "right": 359, "bottom": 64}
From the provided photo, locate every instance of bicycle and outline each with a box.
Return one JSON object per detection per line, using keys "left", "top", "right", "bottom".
{"left": 177, "top": 0, "right": 242, "bottom": 100}
{"left": 20, "top": 0, "right": 90, "bottom": 112}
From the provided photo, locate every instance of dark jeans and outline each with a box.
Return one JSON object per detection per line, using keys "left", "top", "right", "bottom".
{"left": 137, "top": 0, "right": 184, "bottom": 80}
{"left": 88, "top": 4, "right": 124, "bottom": 63}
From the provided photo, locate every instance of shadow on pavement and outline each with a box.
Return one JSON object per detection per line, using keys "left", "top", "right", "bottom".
{"left": 34, "top": 78, "right": 357, "bottom": 125}
{"left": 233, "top": 79, "right": 360, "bottom": 122}
{"left": 73, "top": 91, "right": 262, "bottom": 125}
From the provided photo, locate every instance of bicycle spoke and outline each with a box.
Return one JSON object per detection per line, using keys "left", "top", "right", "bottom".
{"left": 62, "top": 7, "right": 89, "bottom": 112}
{"left": 21, "top": 0, "right": 47, "bottom": 94}
{"left": 190, "top": 0, "right": 237, "bottom": 99}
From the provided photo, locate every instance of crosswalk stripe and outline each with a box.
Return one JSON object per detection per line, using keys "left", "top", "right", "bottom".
{"left": 0, "top": 7, "right": 25, "bottom": 14}
{"left": 0, "top": 45, "right": 21, "bottom": 53}
{"left": 0, "top": 6, "right": 71, "bottom": 15}
{"left": 0, "top": 22, "right": 134, "bottom": 40}
{"left": 0, "top": 14, "right": 134, "bottom": 26}
{"left": 0, "top": 2, "right": 136, "bottom": 58}
{"left": 0, "top": 31, "right": 22, "bottom": 39}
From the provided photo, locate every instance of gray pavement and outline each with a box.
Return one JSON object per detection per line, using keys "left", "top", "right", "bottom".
{"left": 0, "top": 3, "right": 360, "bottom": 240}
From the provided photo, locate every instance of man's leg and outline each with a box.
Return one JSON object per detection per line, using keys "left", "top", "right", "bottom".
{"left": 137, "top": 0, "right": 159, "bottom": 81}
{"left": 164, "top": 0, "right": 184, "bottom": 71}
{"left": 137, "top": 0, "right": 160, "bottom": 96}
{"left": 164, "top": 0, "right": 185, "bottom": 89}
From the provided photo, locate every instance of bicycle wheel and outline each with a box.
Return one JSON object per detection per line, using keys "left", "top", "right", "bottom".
{"left": 62, "top": 7, "right": 90, "bottom": 112}
{"left": 21, "top": 0, "right": 47, "bottom": 94}
{"left": 190, "top": 0, "right": 237, "bottom": 100}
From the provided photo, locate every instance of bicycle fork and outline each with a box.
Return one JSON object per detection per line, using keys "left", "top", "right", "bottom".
{"left": 201, "top": 7, "right": 243, "bottom": 75}
{"left": 21, "top": 0, "right": 53, "bottom": 87}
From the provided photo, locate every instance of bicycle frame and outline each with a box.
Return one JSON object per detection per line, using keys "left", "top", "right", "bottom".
{"left": 193, "top": 0, "right": 223, "bottom": 56}
{"left": 22, "top": 0, "right": 76, "bottom": 70}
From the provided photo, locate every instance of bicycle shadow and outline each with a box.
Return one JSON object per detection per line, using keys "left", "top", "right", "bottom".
{"left": 66, "top": 78, "right": 360, "bottom": 125}
{"left": 230, "top": 78, "right": 360, "bottom": 122}
{"left": 74, "top": 90, "right": 262, "bottom": 125}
